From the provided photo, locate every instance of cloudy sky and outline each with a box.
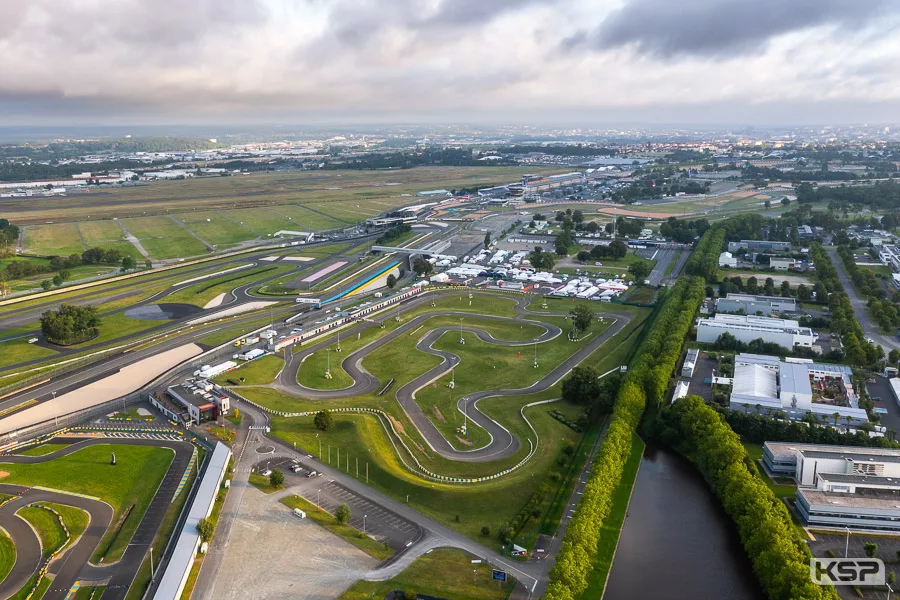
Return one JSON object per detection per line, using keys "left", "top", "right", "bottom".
{"left": 2, "top": 0, "right": 899, "bottom": 126}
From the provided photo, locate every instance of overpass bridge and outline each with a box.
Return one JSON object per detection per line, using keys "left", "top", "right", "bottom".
{"left": 372, "top": 243, "right": 455, "bottom": 267}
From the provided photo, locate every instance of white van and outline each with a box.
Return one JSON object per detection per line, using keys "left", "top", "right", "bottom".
{"left": 293, "top": 508, "right": 306, "bottom": 518}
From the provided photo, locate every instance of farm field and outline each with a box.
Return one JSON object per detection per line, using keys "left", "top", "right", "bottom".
{"left": 220, "top": 208, "right": 299, "bottom": 236}
{"left": 175, "top": 211, "right": 256, "bottom": 246}
{"left": 120, "top": 216, "right": 208, "bottom": 260}
{"left": 24, "top": 223, "right": 84, "bottom": 256}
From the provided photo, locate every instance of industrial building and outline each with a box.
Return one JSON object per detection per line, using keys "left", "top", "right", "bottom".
{"left": 682, "top": 348, "right": 700, "bottom": 378}
{"left": 769, "top": 257, "right": 798, "bottom": 271}
{"left": 715, "top": 293, "right": 796, "bottom": 317}
{"left": 166, "top": 380, "right": 231, "bottom": 425}
{"left": 696, "top": 313, "right": 815, "bottom": 349}
{"left": 727, "top": 240, "right": 792, "bottom": 253}
{"left": 762, "top": 442, "right": 900, "bottom": 531}
{"left": 729, "top": 354, "right": 867, "bottom": 426}
{"left": 718, "top": 251, "right": 737, "bottom": 268}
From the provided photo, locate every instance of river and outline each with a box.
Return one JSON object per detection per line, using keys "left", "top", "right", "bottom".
{"left": 603, "top": 445, "right": 764, "bottom": 600}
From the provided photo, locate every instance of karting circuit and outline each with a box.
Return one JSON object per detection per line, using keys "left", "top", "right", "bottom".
{"left": 247, "top": 289, "right": 635, "bottom": 470}
{"left": 0, "top": 437, "right": 193, "bottom": 600}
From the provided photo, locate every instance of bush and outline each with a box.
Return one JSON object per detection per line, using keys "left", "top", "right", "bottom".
{"left": 481, "top": 526, "right": 491, "bottom": 537}
{"left": 335, "top": 503, "right": 351, "bottom": 524}
{"left": 269, "top": 468, "right": 284, "bottom": 488}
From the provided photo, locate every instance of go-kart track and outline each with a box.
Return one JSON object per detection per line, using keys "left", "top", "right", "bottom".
{"left": 271, "top": 292, "right": 634, "bottom": 464}
{"left": 0, "top": 437, "right": 194, "bottom": 600}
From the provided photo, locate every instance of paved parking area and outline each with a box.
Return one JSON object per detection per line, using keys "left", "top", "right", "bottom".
{"left": 251, "top": 456, "right": 422, "bottom": 553}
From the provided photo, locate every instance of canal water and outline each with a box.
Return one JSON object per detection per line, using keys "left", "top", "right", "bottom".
{"left": 604, "top": 445, "right": 764, "bottom": 600}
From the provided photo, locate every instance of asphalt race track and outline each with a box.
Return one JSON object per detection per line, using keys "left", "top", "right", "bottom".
{"left": 268, "top": 292, "right": 634, "bottom": 463}
{"left": 0, "top": 437, "right": 194, "bottom": 600}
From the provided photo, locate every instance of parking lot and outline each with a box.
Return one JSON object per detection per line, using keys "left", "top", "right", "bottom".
{"left": 252, "top": 456, "right": 422, "bottom": 552}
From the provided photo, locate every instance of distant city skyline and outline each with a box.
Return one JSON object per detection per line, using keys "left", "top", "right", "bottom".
{"left": 2, "top": 0, "right": 900, "bottom": 126}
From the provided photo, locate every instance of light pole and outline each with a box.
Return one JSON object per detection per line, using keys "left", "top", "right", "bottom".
{"left": 845, "top": 526, "right": 850, "bottom": 558}
{"left": 326, "top": 348, "right": 332, "bottom": 380}
{"left": 459, "top": 317, "right": 464, "bottom": 344}
{"left": 363, "top": 514, "right": 367, "bottom": 535}
{"left": 533, "top": 338, "right": 538, "bottom": 369}
{"left": 317, "top": 489, "right": 320, "bottom": 510}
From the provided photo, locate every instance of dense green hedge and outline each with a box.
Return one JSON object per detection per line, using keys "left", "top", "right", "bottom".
{"left": 544, "top": 277, "right": 703, "bottom": 600}
{"left": 659, "top": 397, "right": 839, "bottom": 600}
{"left": 685, "top": 225, "right": 725, "bottom": 282}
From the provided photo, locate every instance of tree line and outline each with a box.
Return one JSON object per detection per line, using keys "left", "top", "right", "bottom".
{"left": 544, "top": 276, "right": 705, "bottom": 599}
{"left": 836, "top": 245, "right": 900, "bottom": 331}
{"left": 654, "top": 397, "right": 839, "bottom": 600}
{"left": 684, "top": 225, "right": 725, "bottom": 281}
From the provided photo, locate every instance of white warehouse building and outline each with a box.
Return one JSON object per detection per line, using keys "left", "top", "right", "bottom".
{"left": 697, "top": 313, "right": 815, "bottom": 349}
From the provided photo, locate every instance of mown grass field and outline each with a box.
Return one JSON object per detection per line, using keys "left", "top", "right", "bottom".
{"left": 176, "top": 211, "right": 256, "bottom": 247}
{"left": 215, "top": 355, "right": 284, "bottom": 386}
{"left": 4, "top": 167, "right": 561, "bottom": 225}
{"left": 120, "top": 216, "right": 208, "bottom": 260}
{"left": 0, "top": 338, "right": 58, "bottom": 368}
{"left": 267, "top": 204, "right": 344, "bottom": 230}
{"left": 77, "top": 220, "right": 142, "bottom": 259}
{"left": 0, "top": 443, "right": 174, "bottom": 562}
{"left": 16, "top": 505, "right": 67, "bottom": 558}
{"left": 17, "top": 443, "right": 69, "bottom": 457}
{"left": 164, "top": 264, "right": 293, "bottom": 307}
{"left": 339, "top": 548, "right": 514, "bottom": 600}
{"left": 24, "top": 223, "right": 84, "bottom": 256}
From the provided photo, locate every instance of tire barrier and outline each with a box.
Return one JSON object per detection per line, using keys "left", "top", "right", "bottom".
{"left": 22, "top": 503, "right": 72, "bottom": 600}
{"left": 172, "top": 447, "right": 199, "bottom": 503}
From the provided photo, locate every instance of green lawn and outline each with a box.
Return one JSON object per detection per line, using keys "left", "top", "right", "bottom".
{"left": 177, "top": 212, "right": 257, "bottom": 246}
{"left": 17, "top": 443, "right": 69, "bottom": 457}
{"left": 248, "top": 472, "right": 282, "bottom": 494}
{"left": 17, "top": 505, "right": 67, "bottom": 558}
{"left": 63, "top": 312, "right": 163, "bottom": 349}
{"left": 24, "top": 223, "right": 85, "bottom": 256}
{"left": 297, "top": 344, "right": 356, "bottom": 390}
{"left": 582, "top": 432, "right": 645, "bottom": 599}
{"left": 8, "top": 573, "right": 51, "bottom": 600}
{"left": 45, "top": 502, "right": 90, "bottom": 548}
{"left": 0, "top": 529, "right": 15, "bottom": 584}
{"left": 0, "top": 338, "right": 58, "bottom": 369}
{"left": 280, "top": 495, "right": 392, "bottom": 560}
{"left": 121, "top": 216, "right": 208, "bottom": 260}
{"left": 215, "top": 354, "right": 283, "bottom": 386}
{"left": 263, "top": 205, "right": 345, "bottom": 231}
{"left": 339, "top": 548, "right": 514, "bottom": 600}
{"left": 221, "top": 208, "right": 298, "bottom": 236}
{"left": 743, "top": 443, "right": 797, "bottom": 499}
{"left": 78, "top": 220, "right": 141, "bottom": 259}
{"left": 0, "top": 443, "right": 174, "bottom": 563}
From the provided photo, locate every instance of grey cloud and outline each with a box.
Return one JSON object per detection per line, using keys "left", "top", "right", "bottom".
{"left": 575, "top": 0, "right": 900, "bottom": 58}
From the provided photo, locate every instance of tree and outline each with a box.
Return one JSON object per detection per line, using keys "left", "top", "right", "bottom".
{"left": 386, "top": 274, "right": 397, "bottom": 288}
{"left": 561, "top": 366, "right": 602, "bottom": 406}
{"left": 121, "top": 256, "right": 136, "bottom": 271}
{"left": 865, "top": 542, "right": 878, "bottom": 558}
{"left": 484, "top": 232, "right": 491, "bottom": 249}
{"left": 269, "top": 468, "right": 284, "bottom": 488}
{"left": 335, "top": 503, "right": 351, "bottom": 524}
{"left": 52, "top": 274, "right": 63, "bottom": 287}
{"left": 40, "top": 280, "right": 52, "bottom": 291}
{"left": 572, "top": 210, "right": 584, "bottom": 224}
{"left": 576, "top": 250, "right": 591, "bottom": 263}
{"left": 481, "top": 526, "right": 491, "bottom": 537}
{"left": 197, "top": 517, "right": 215, "bottom": 542}
{"left": 781, "top": 197, "right": 790, "bottom": 207}
{"left": 314, "top": 410, "right": 334, "bottom": 431}
{"left": 40, "top": 303, "right": 101, "bottom": 345}
{"left": 555, "top": 229, "right": 573, "bottom": 256}
{"left": 412, "top": 257, "right": 433, "bottom": 277}
{"left": 529, "top": 246, "right": 554, "bottom": 271}
{"left": 569, "top": 304, "right": 593, "bottom": 334}
{"left": 889, "top": 349, "right": 900, "bottom": 365}
{"left": 144, "top": 259, "right": 152, "bottom": 269}
{"left": 628, "top": 260, "right": 652, "bottom": 282}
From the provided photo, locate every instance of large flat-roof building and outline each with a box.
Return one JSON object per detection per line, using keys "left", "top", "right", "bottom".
{"left": 715, "top": 293, "right": 796, "bottom": 317}
{"left": 729, "top": 354, "right": 866, "bottom": 426}
{"left": 696, "top": 313, "right": 815, "bottom": 349}
{"left": 727, "top": 240, "right": 792, "bottom": 253}
{"left": 761, "top": 442, "right": 900, "bottom": 531}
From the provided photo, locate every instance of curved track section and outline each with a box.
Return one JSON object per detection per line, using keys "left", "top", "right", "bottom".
{"left": 265, "top": 292, "right": 634, "bottom": 463}
{"left": 0, "top": 438, "right": 194, "bottom": 600}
